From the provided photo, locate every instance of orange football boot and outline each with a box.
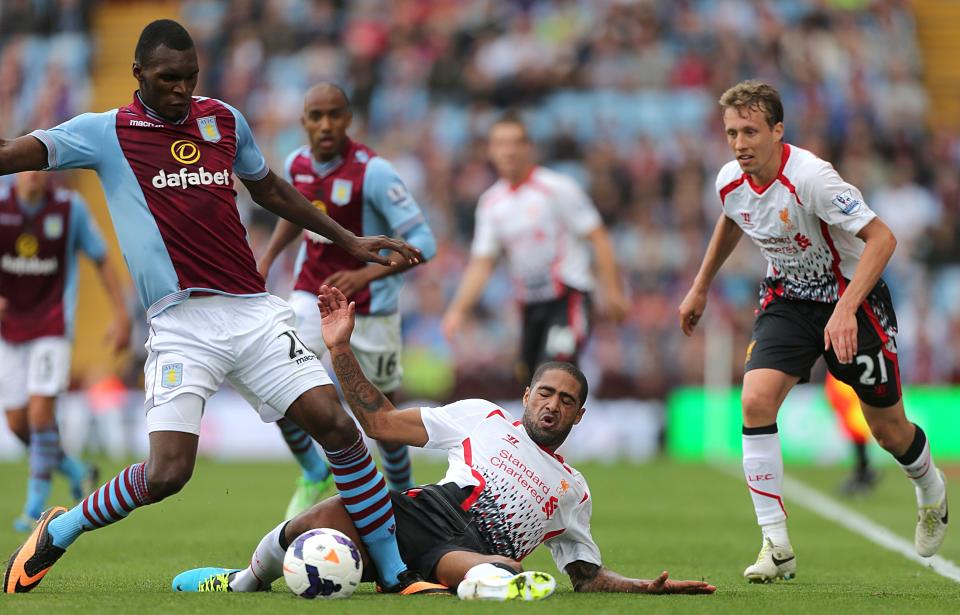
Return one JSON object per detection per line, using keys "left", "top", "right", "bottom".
{"left": 4, "top": 506, "right": 68, "bottom": 593}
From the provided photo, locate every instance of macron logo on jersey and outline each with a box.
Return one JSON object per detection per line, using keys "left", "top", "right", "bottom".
{"left": 150, "top": 139, "right": 231, "bottom": 189}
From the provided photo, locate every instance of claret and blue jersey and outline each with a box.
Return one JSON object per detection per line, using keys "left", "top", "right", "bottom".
{"left": 285, "top": 138, "right": 436, "bottom": 315}
{"left": 0, "top": 181, "right": 106, "bottom": 342}
{"left": 30, "top": 92, "right": 269, "bottom": 319}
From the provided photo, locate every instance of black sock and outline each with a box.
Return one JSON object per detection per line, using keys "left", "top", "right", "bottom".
{"left": 278, "top": 520, "right": 292, "bottom": 551}
{"left": 894, "top": 424, "right": 926, "bottom": 466}
{"left": 854, "top": 442, "right": 869, "bottom": 473}
{"left": 742, "top": 423, "right": 778, "bottom": 436}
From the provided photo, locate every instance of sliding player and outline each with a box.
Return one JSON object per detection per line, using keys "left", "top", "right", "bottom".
{"left": 173, "top": 286, "right": 717, "bottom": 600}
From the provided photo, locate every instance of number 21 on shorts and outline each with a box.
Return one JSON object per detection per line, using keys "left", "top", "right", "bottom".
{"left": 856, "top": 348, "right": 889, "bottom": 385}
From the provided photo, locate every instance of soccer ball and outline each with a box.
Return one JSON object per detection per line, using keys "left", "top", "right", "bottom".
{"left": 283, "top": 528, "right": 363, "bottom": 599}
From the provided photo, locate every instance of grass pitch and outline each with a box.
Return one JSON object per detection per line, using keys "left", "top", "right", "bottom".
{"left": 1, "top": 457, "right": 958, "bottom": 613}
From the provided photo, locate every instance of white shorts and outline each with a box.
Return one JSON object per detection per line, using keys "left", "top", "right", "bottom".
{"left": 288, "top": 290, "right": 403, "bottom": 393}
{"left": 0, "top": 336, "right": 71, "bottom": 409}
{"left": 143, "top": 294, "right": 332, "bottom": 434}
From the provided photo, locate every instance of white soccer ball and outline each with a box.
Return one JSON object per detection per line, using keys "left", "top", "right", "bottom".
{"left": 283, "top": 528, "right": 363, "bottom": 599}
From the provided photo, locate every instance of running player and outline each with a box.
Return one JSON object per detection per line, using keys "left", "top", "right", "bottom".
{"left": 678, "top": 80, "right": 947, "bottom": 582}
{"left": 257, "top": 83, "right": 436, "bottom": 518}
{"left": 1, "top": 20, "right": 437, "bottom": 595}
{"left": 1, "top": 170, "right": 129, "bottom": 531}
{"left": 172, "top": 285, "right": 717, "bottom": 600}
{"left": 441, "top": 113, "right": 628, "bottom": 381}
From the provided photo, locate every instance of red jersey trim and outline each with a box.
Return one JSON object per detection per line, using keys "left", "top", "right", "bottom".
{"left": 719, "top": 176, "right": 747, "bottom": 206}
{"left": 460, "top": 437, "right": 486, "bottom": 512}
{"left": 746, "top": 144, "right": 791, "bottom": 195}
{"left": 508, "top": 166, "right": 537, "bottom": 191}
{"left": 818, "top": 220, "right": 847, "bottom": 295}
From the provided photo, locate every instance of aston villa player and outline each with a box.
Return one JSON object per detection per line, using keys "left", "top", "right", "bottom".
{"left": 0, "top": 19, "right": 438, "bottom": 595}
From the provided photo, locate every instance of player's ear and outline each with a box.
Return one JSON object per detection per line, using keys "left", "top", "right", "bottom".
{"left": 573, "top": 406, "right": 586, "bottom": 425}
{"left": 772, "top": 122, "right": 784, "bottom": 142}
{"left": 522, "top": 386, "right": 531, "bottom": 407}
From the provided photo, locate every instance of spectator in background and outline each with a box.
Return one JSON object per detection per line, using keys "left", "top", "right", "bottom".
{"left": 131, "top": 0, "right": 955, "bottom": 395}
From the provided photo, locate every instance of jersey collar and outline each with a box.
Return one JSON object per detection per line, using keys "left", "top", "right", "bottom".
{"left": 133, "top": 91, "right": 190, "bottom": 125}
{"left": 12, "top": 185, "right": 47, "bottom": 217}
{"left": 310, "top": 138, "right": 354, "bottom": 178}
{"left": 745, "top": 143, "right": 791, "bottom": 195}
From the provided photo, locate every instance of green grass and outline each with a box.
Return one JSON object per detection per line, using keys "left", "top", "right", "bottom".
{"left": 1, "top": 458, "right": 959, "bottom": 613}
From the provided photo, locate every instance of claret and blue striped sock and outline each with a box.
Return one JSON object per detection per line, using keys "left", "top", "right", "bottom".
{"left": 377, "top": 442, "right": 414, "bottom": 491}
{"left": 324, "top": 436, "right": 405, "bottom": 587}
{"left": 23, "top": 428, "right": 61, "bottom": 519}
{"left": 47, "top": 462, "right": 154, "bottom": 549}
{"left": 278, "top": 419, "right": 331, "bottom": 483}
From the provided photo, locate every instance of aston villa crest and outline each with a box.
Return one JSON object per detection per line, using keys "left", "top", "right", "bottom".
{"left": 44, "top": 214, "right": 63, "bottom": 239}
{"left": 331, "top": 179, "right": 353, "bottom": 206}
{"left": 197, "top": 116, "right": 221, "bottom": 143}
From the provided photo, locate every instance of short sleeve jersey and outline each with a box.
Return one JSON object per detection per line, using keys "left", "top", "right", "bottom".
{"left": 717, "top": 144, "right": 878, "bottom": 305}
{"left": 420, "top": 399, "right": 602, "bottom": 571}
{"left": 284, "top": 139, "right": 434, "bottom": 315}
{"left": 0, "top": 183, "right": 106, "bottom": 342}
{"left": 30, "top": 92, "right": 269, "bottom": 318}
{"left": 472, "top": 167, "right": 602, "bottom": 303}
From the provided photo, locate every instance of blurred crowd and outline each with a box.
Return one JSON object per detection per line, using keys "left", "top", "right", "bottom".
{"left": 6, "top": 0, "right": 960, "bottom": 401}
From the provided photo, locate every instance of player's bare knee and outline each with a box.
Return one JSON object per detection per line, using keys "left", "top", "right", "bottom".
{"left": 740, "top": 390, "right": 779, "bottom": 425}
{"left": 287, "top": 387, "right": 359, "bottom": 447}
{"left": 5, "top": 411, "right": 28, "bottom": 444}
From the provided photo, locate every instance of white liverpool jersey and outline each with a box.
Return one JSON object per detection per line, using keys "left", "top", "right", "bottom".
{"left": 471, "top": 166, "right": 602, "bottom": 303}
{"left": 717, "top": 144, "right": 878, "bottom": 304}
{"left": 420, "top": 398, "right": 602, "bottom": 571}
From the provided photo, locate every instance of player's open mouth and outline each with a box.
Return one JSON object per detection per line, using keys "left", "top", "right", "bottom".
{"left": 539, "top": 413, "right": 558, "bottom": 428}
{"left": 737, "top": 155, "right": 753, "bottom": 162}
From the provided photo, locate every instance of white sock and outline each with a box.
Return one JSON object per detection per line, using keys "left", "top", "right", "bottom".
{"left": 743, "top": 426, "right": 788, "bottom": 538}
{"left": 230, "top": 521, "right": 287, "bottom": 592}
{"left": 896, "top": 425, "right": 945, "bottom": 507}
{"left": 464, "top": 563, "right": 515, "bottom": 581}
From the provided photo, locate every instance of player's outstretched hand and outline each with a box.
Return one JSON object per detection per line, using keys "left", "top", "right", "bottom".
{"left": 643, "top": 571, "right": 716, "bottom": 595}
{"left": 323, "top": 269, "right": 370, "bottom": 300}
{"left": 347, "top": 235, "right": 421, "bottom": 267}
{"left": 678, "top": 287, "right": 708, "bottom": 336}
{"left": 318, "top": 285, "right": 356, "bottom": 349}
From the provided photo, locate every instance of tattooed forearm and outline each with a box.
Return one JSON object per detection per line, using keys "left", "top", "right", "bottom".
{"left": 331, "top": 350, "right": 388, "bottom": 414}
{"left": 565, "top": 562, "right": 643, "bottom": 593}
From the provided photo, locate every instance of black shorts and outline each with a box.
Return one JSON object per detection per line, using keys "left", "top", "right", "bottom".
{"left": 520, "top": 287, "right": 592, "bottom": 379}
{"left": 391, "top": 483, "right": 491, "bottom": 582}
{"left": 745, "top": 280, "right": 901, "bottom": 407}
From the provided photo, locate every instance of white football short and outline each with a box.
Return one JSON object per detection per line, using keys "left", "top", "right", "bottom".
{"left": 288, "top": 290, "right": 403, "bottom": 393}
{"left": 0, "top": 336, "right": 71, "bottom": 409}
{"left": 143, "top": 294, "right": 332, "bottom": 434}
